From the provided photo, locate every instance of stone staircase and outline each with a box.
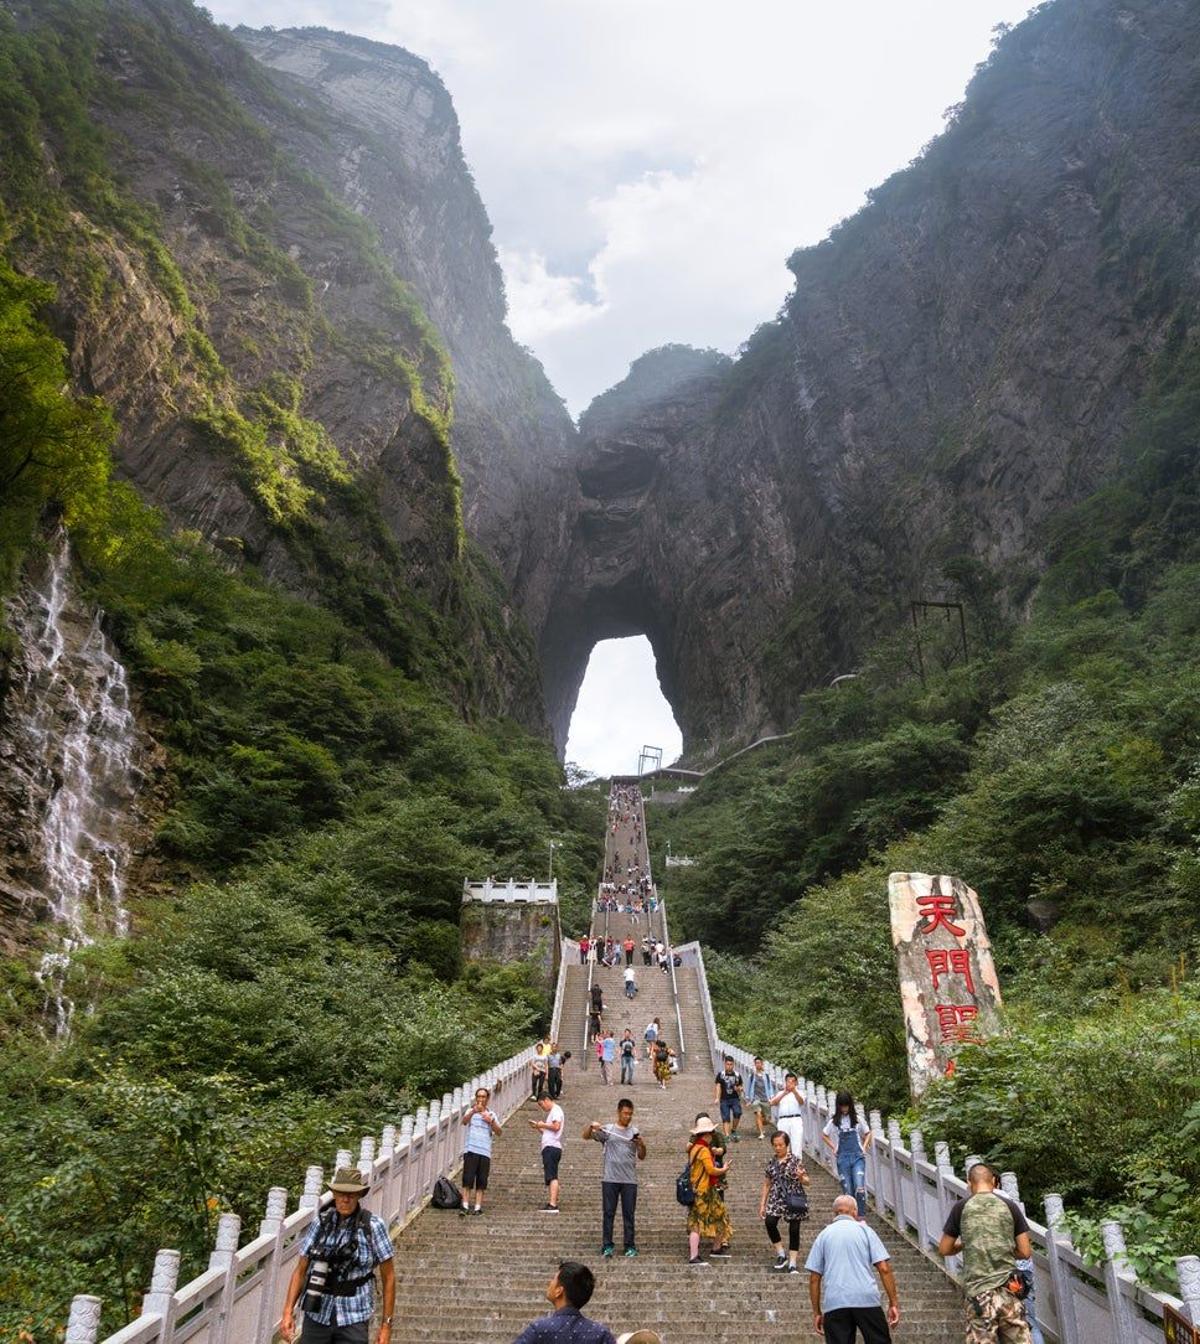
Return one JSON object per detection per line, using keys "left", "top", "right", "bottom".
{"left": 386, "top": 796, "right": 964, "bottom": 1342}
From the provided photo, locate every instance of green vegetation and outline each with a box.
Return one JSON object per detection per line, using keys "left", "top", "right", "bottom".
{"left": 0, "top": 67, "right": 604, "bottom": 1340}
{"left": 653, "top": 328, "right": 1200, "bottom": 1279}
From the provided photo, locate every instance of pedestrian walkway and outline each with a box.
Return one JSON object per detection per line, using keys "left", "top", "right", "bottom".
{"left": 384, "top": 788, "right": 963, "bottom": 1343}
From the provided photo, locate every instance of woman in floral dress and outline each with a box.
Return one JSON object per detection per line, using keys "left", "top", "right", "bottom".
{"left": 758, "top": 1129, "right": 810, "bottom": 1273}
{"left": 686, "top": 1116, "right": 732, "bottom": 1265}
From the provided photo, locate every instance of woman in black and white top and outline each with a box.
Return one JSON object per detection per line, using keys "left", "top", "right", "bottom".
{"left": 759, "top": 1130, "right": 810, "bottom": 1272}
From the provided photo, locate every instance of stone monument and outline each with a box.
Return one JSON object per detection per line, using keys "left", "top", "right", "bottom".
{"left": 888, "top": 872, "right": 1004, "bottom": 1097}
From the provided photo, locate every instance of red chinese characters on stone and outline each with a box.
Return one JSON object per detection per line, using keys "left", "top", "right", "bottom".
{"left": 934, "top": 1003, "right": 979, "bottom": 1042}
{"left": 916, "top": 893, "right": 966, "bottom": 938}
{"left": 926, "top": 947, "right": 976, "bottom": 994}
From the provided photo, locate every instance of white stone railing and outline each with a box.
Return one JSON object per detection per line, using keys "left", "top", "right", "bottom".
{"left": 67, "top": 941, "right": 581, "bottom": 1344}
{"left": 551, "top": 937, "right": 579, "bottom": 1041}
{"left": 677, "top": 939, "right": 1200, "bottom": 1344}
{"left": 462, "top": 878, "right": 557, "bottom": 904}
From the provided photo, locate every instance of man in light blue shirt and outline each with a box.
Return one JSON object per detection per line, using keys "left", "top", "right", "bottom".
{"left": 805, "top": 1196, "right": 901, "bottom": 1343}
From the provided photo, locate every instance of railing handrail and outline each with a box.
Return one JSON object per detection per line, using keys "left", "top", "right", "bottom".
{"left": 677, "top": 942, "right": 1198, "bottom": 1342}
{"left": 647, "top": 792, "right": 686, "bottom": 1061}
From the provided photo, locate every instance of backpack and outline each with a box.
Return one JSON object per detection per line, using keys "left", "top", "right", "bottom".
{"left": 431, "top": 1175, "right": 461, "bottom": 1209}
{"left": 622, "top": 1039, "right": 634, "bottom": 1057}
{"left": 675, "top": 1159, "right": 696, "bottom": 1206}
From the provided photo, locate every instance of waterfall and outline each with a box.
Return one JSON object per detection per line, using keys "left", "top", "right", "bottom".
{"left": 5, "top": 531, "right": 140, "bottom": 1033}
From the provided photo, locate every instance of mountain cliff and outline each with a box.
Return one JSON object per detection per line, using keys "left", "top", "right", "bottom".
{"left": 0, "top": 0, "right": 578, "bottom": 729}
{"left": 553, "top": 0, "right": 1200, "bottom": 759}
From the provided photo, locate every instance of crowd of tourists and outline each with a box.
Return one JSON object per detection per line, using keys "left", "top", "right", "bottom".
{"left": 276, "top": 1084, "right": 1038, "bottom": 1344}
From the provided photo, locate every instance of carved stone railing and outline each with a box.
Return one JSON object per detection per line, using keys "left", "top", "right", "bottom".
{"left": 67, "top": 944, "right": 579, "bottom": 1344}
{"left": 677, "top": 938, "right": 1200, "bottom": 1344}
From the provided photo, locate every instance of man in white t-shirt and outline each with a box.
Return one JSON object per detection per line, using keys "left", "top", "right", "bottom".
{"left": 623, "top": 966, "right": 637, "bottom": 999}
{"left": 530, "top": 1094, "right": 565, "bottom": 1213}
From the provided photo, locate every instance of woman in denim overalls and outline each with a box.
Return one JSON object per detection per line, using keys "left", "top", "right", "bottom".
{"left": 821, "top": 1090, "right": 872, "bottom": 1219}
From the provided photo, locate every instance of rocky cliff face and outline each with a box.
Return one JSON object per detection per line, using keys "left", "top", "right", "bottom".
{"left": 547, "top": 0, "right": 1200, "bottom": 759}
{"left": 232, "top": 26, "right": 580, "bottom": 640}
{"left": 2, "top": 0, "right": 578, "bottom": 728}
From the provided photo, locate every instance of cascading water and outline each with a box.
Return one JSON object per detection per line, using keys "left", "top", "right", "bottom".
{"left": 5, "top": 531, "right": 140, "bottom": 1034}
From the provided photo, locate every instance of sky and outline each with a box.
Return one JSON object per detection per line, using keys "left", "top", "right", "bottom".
{"left": 207, "top": 0, "right": 1038, "bottom": 775}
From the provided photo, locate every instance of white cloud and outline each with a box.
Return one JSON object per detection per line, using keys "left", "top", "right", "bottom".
{"left": 498, "top": 246, "right": 606, "bottom": 343}
{"left": 208, "top": 0, "right": 1038, "bottom": 414}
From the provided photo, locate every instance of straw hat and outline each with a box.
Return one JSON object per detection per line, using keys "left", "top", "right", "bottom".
{"left": 690, "top": 1115, "right": 716, "bottom": 1136}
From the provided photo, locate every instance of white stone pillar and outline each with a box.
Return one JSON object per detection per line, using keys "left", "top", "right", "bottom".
{"left": 358, "top": 1135, "right": 376, "bottom": 1179}
{"left": 142, "top": 1248, "right": 180, "bottom": 1317}
{"left": 908, "top": 1129, "right": 928, "bottom": 1249}
{"left": 381, "top": 1124, "right": 397, "bottom": 1159}
{"left": 208, "top": 1214, "right": 241, "bottom": 1271}
{"left": 335, "top": 1148, "right": 353, "bottom": 1173}
{"left": 1044, "top": 1194, "right": 1080, "bottom": 1344}
{"left": 65, "top": 1295, "right": 102, "bottom": 1344}
{"left": 886, "top": 1117, "right": 905, "bottom": 1228}
{"left": 1177, "top": 1255, "right": 1200, "bottom": 1325}
{"left": 299, "top": 1165, "right": 323, "bottom": 1210}
{"left": 260, "top": 1186, "right": 288, "bottom": 1237}
{"left": 1000, "top": 1171, "right": 1021, "bottom": 1206}
{"left": 1100, "top": 1220, "right": 1139, "bottom": 1344}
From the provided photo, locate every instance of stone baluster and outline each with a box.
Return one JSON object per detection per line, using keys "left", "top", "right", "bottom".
{"left": 381, "top": 1124, "right": 397, "bottom": 1158}
{"left": 908, "top": 1129, "right": 928, "bottom": 1249}
{"left": 260, "top": 1186, "right": 288, "bottom": 1237}
{"left": 886, "top": 1117, "right": 905, "bottom": 1228}
{"left": 65, "top": 1295, "right": 102, "bottom": 1344}
{"left": 255, "top": 1187, "right": 290, "bottom": 1343}
{"left": 1000, "top": 1171, "right": 1022, "bottom": 1207}
{"left": 964, "top": 1154, "right": 983, "bottom": 1180}
{"left": 299, "top": 1165, "right": 323, "bottom": 1210}
{"left": 335, "top": 1148, "right": 353, "bottom": 1173}
{"left": 1100, "top": 1220, "right": 1139, "bottom": 1344}
{"left": 358, "top": 1135, "right": 376, "bottom": 1177}
{"left": 142, "top": 1248, "right": 180, "bottom": 1317}
{"left": 1044, "top": 1194, "right": 1080, "bottom": 1344}
{"left": 1177, "top": 1255, "right": 1200, "bottom": 1325}
{"left": 398, "top": 1115, "right": 417, "bottom": 1216}
{"left": 934, "top": 1142, "right": 960, "bottom": 1276}
{"left": 209, "top": 1214, "right": 241, "bottom": 1271}
{"left": 208, "top": 1213, "right": 242, "bottom": 1344}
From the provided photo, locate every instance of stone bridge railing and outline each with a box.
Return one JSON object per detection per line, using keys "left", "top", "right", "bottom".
{"left": 676, "top": 940, "right": 1200, "bottom": 1344}
{"left": 66, "top": 942, "right": 582, "bottom": 1344}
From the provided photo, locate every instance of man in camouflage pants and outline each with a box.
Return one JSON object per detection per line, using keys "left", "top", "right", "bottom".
{"left": 938, "top": 1163, "right": 1033, "bottom": 1344}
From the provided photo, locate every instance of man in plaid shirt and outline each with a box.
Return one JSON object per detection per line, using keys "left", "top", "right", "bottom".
{"left": 281, "top": 1166, "right": 396, "bottom": 1344}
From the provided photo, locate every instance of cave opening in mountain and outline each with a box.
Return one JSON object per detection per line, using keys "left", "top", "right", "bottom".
{"left": 564, "top": 636, "right": 682, "bottom": 779}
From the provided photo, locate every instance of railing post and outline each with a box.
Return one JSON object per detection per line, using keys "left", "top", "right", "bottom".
{"left": 1044, "top": 1194, "right": 1080, "bottom": 1344}
{"left": 908, "top": 1129, "right": 928, "bottom": 1250}
{"left": 142, "top": 1248, "right": 180, "bottom": 1319}
{"left": 886, "top": 1118, "right": 906, "bottom": 1230}
{"left": 934, "top": 1142, "right": 961, "bottom": 1277}
{"left": 1101, "top": 1220, "right": 1139, "bottom": 1344}
{"left": 399, "top": 1115, "right": 416, "bottom": 1218}
{"left": 255, "top": 1188, "right": 289, "bottom": 1344}
{"left": 66, "top": 1295, "right": 103, "bottom": 1344}
{"left": 299, "top": 1165, "right": 323, "bottom": 1210}
{"left": 208, "top": 1213, "right": 240, "bottom": 1344}
{"left": 335, "top": 1147, "right": 353, "bottom": 1173}
{"left": 1177, "top": 1255, "right": 1200, "bottom": 1325}
{"left": 866, "top": 1108, "right": 883, "bottom": 1205}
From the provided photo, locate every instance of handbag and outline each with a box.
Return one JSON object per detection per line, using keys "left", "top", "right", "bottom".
{"left": 783, "top": 1157, "right": 809, "bottom": 1219}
